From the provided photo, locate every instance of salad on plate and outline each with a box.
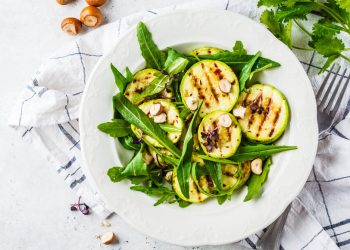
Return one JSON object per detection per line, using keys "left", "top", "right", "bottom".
{"left": 97, "top": 22, "right": 297, "bottom": 207}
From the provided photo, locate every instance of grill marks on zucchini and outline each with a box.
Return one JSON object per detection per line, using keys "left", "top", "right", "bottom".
{"left": 189, "top": 47, "right": 224, "bottom": 56}
{"left": 124, "top": 69, "right": 159, "bottom": 104}
{"left": 198, "top": 111, "right": 241, "bottom": 158}
{"left": 181, "top": 60, "right": 240, "bottom": 117}
{"left": 235, "top": 84, "right": 289, "bottom": 143}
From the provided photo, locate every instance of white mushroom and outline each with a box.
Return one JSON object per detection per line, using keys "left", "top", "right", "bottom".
{"left": 251, "top": 158, "right": 263, "bottom": 175}
{"left": 153, "top": 113, "right": 167, "bottom": 123}
{"left": 185, "top": 96, "right": 198, "bottom": 110}
{"left": 218, "top": 114, "right": 232, "bottom": 128}
{"left": 233, "top": 106, "right": 246, "bottom": 119}
{"left": 165, "top": 171, "right": 173, "bottom": 181}
{"left": 100, "top": 231, "right": 116, "bottom": 245}
{"left": 149, "top": 103, "right": 163, "bottom": 116}
{"left": 219, "top": 79, "right": 232, "bottom": 93}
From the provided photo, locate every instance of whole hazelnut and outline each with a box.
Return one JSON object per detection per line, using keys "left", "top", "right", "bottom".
{"left": 56, "top": 0, "right": 74, "bottom": 5}
{"left": 80, "top": 6, "right": 104, "bottom": 27}
{"left": 61, "top": 18, "right": 82, "bottom": 36}
{"left": 85, "top": 0, "right": 107, "bottom": 7}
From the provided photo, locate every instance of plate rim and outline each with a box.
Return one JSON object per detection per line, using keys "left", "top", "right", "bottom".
{"left": 79, "top": 9, "right": 318, "bottom": 246}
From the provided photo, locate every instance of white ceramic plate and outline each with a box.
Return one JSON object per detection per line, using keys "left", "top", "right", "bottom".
{"left": 80, "top": 10, "right": 318, "bottom": 246}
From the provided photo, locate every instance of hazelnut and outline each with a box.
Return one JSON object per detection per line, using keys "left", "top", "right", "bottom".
{"left": 233, "top": 106, "right": 246, "bottom": 119}
{"left": 101, "top": 219, "right": 111, "bottom": 227}
{"left": 185, "top": 96, "right": 198, "bottom": 111}
{"left": 85, "top": 0, "right": 107, "bottom": 7}
{"left": 56, "top": 0, "right": 74, "bottom": 5}
{"left": 61, "top": 18, "right": 82, "bottom": 36}
{"left": 153, "top": 113, "right": 167, "bottom": 124}
{"left": 165, "top": 171, "right": 173, "bottom": 181}
{"left": 218, "top": 79, "right": 232, "bottom": 93}
{"left": 149, "top": 103, "right": 163, "bottom": 116}
{"left": 218, "top": 114, "right": 232, "bottom": 128}
{"left": 100, "top": 231, "right": 116, "bottom": 245}
{"left": 80, "top": 6, "right": 104, "bottom": 27}
{"left": 251, "top": 158, "right": 263, "bottom": 175}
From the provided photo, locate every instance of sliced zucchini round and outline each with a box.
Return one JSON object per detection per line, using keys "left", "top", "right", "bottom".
{"left": 180, "top": 60, "right": 239, "bottom": 117}
{"left": 149, "top": 148, "right": 173, "bottom": 168}
{"left": 131, "top": 99, "right": 184, "bottom": 147}
{"left": 172, "top": 167, "right": 209, "bottom": 203}
{"left": 198, "top": 111, "right": 241, "bottom": 158}
{"left": 234, "top": 84, "right": 290, "bottom": 143}
{"left": 189, "top": 47, "right": 224, "bottom": 56}
{"left": 222, "top": 162, "right": 251, "bottom": 190}
{"left": 124, "top": 69, "right": 166, "bottom": 105}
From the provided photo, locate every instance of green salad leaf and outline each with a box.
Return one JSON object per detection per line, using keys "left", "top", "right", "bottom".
{"left": 244, "top": 157, "right": 272, "bottom": 201}
{"left": 111, "top": 63, "right": 129, "bottom": 93}
{"left": 137, "top": 22, "right": 166, "bottom": 70}
{"left": 232, "top": 41, "right": 247, "bottom": 55}
{"left": 239, "top": 51, "right": 261, "bottom": 91}
{"left": 231, "top": 144, "right": 297, "bottom": 162}
{"left": 130, "top": 185, "right": 176, "bottom": 206}
{"left": 119, "top": 136, "right": 141, "bottom": 151}
{"left": 125, "top": 67, "right": 133, "bottom": 82}
{"left": 159, "top": 124, "right": 182, "bottom": 133}
{"left": 113, "top": 94, "right": 181, "bottom": 157}
{"left": 166, "top": 57, "right": 189, "bottom": 75}
{"left": 121, "top": 144, "right": 149, "bottom": 177}
{"left": 176, "top": 102, "right": 203, "bottom": 198}
{"left": 196, "top": 154, "right": 238, "bottom": 165}
{"left": 97, "top": 119, "right": 132, "bottom": 138}
{"left": 133, "top": 74, "right": 170, "bottom": 103}
{"left": 205, "top": 161, "right": 223, "bottom": 191}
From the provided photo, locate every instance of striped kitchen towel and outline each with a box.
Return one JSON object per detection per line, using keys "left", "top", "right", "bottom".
{"left": 9, "top": 0, "right": 350, "bottom": 249}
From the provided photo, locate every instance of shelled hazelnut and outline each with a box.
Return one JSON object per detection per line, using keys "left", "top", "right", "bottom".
{"left": 80, "top": 6, "right": 104, "bottom": 27}
{"left": 61, "top": 18, "right": 82, "bottom": 35}
{"left": 85, "top": 0, "right": 107, "bottom": 7}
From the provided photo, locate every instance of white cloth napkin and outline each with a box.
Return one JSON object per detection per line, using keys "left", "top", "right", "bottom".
{"left": 9, "top": 0, "right": 350, "bottom": 249}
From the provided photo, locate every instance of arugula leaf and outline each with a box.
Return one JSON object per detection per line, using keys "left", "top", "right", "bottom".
{"left": 125, "top": 67, "right": 133, "bottom": 82}
{"left": 177, "top": 199, "right": 191, "bottom": 208}
{"left": 205, "top": 161, "right": 223, "bottom": 191}
{"left": 159, "top": 124, "right": 182, "bottom": 133}
{"left": 137, "top": 22, "right": 166, "bottom": 70}
{"left": 111, "top": 63, "right": 129, "bottom": 93}
{"left": 239, "top": 51, "right": 261, "bottom": 91}
{"left": 133, "top": 74, "right": 170, "bottom": 103}
{"left": 164, "top": 49, "right": 181, "bottom": 69}
{"left": 119, "top": 136, "right": 141, "bottom": 151}
{"left": 180, "top": 107, "right": 192, "bottom": 120}
{"left": 113, "top": 94, "right": 181, "bottom": 157}
{"left": 121, "top": 144, "right": 148, "bottom": 177}
{"left": 176, "top": 102, "right": 203, "bottom": 198}
{"left": 275, "top": 3, "right": 315, "bottom": 22}
{"left": 232, "top": 41, "right": 247, "bottom": 55}
{"left": 216, "top": 194, "right": 228, "bottom": 205}
{"left": 130, "top": 185, "right": 175, "bottom": 206}
{"left": 107, "top": 167, "right": 125, "bottom": 182}
{"left": 196, "top": 154, "right": 238, "bottom": 165}
{"left": 190, "top": 52, "right": 280, "bottom": 73}
{"left": 231, "top": 144, "right": 297, "bottom": 162}
{"left": 146, "top": 143, "right": 179, "bottom": 166}
{"left": 97, "top": 119, "right": 132, "bottom": 137}
{"left": 249, "top": 63, "right": 274, "bottom": 81}
{"left": 166, "top": 57, "right": 189, "bottom": 75}
{"left": 244, "top": 157, "right": 272, "bottom": 201}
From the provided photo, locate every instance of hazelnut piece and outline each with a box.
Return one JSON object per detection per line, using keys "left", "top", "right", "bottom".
{"left": 153, "top": 113, "right": 167, "bottom": 124}
{"left": 185, "top": 96, "right": 198, "bottom": 111}
{"left": 218, "top": 79, "right": 232, "bottom": 93}
{"left": 251, "top": 158, "right": 263, "bottom": 175}
{"left": 56, "top": 0, "right": 74, "bottom": 5}
{"left": 233, "top": 106, "right": 246, "bottom": 119}
{"left": 218, "top": 114, "right": 232, "bottom": 128}
{"left": 100, "top": 231, "right": 116, "bottom": 245}
{"left": 149, "top": 103, "right": 163, "bottom": 116}
{"left": 80, "top": 6, "right": 104, "bottom": 27}
{"left": 85, "top": 0, "right": 107, "bottom": 7}
{"left": 61, "top": 18, "right": 82, "bottom": 36}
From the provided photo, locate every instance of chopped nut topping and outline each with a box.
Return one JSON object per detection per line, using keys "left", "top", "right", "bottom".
{"left": 218, "top": 114, "right": 232, "bottom": 128}
{"left": 218, "top": 79, "right": 232, "bottom": 93}
{"left": 149, "top": 103, "right": 163, "bottom": 116}
{"left": 153, "top": 113, "right": 167, "bottom": 123}
{"left": 101, "top": 220, "right": 111, "bottom": 227}
{"left": 233, "top": 106, "right": 246, "bottom": 119}
{"left": 185, "top": 96, "right": 198, "bottom": 110}
{"left": 251, "top": 158, "right": 263, "bottom": 175}
{"left": 100, "top": 231, "right": 116, "bottom": 245}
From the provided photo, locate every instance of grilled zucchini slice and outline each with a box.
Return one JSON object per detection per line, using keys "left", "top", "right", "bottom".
{"left": 131, "top": 99, "right": 184, "bottom": 147}
{"left": 172, "top": 167, "right": 209, "bottom": 203}
{"left": 221, "top": 162, "right": 251, "bottom": 190}
{"left": 180, "top": 60, "right": 239, "bottom": 117}
{"left": 235, "top": 84, "right": 290, "bottom": 143}
{"left": 189, "top": 47, "right": 224, "bottom": 56}
{"left": 198, "top": 111, "right": 241, "bottom": 158}
{"left": 124, "top": 69, "right": 173, "bottom": 105}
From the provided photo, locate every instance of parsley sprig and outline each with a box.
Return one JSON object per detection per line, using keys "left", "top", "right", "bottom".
{"left": 258, "top": 0, "right": 350, "bottom": 72}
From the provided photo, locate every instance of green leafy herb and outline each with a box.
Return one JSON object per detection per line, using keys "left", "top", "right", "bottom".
{"left": 113, "top": 94, "right": 181, "bottom": 157}
{"left": 130, "top": 185, "right": 176, "bottom": 206}
{"left": 97, "top": 119, "right": 132, "bottom": 137}
{"left": 231, "top": 144, "right": 297, "bottom": 162}
{"left": 239, "top": 51, "right": 261, "bottom": 91}
{"left": 159, "top": 124, "right": 182, "bottom": 133}
{"left": 107, "top": 167, "right": 125, "bottom": 182}
{"left": 119, "top": 136, "right": 141, "bottom": 151}
{"left": 205, "top": 161, "right": 223, "bottom": 191}
{"left": 196, "top": 154, "right": 238, "bottom": 165}
{"left": 232, "top": 41, "right": 247, "bottom": 55}
{"left": 217, "top": 194, "right": 229, "bottom": 205}
{"left": 133, "top": 73, "right": 170, "bottom": 103}
{"left": 146, "top": 143, "right": 179, "bottom": 166}
{"left": 121, "top": 144, "right": 149, "bottom": 177}
{"left": 137, "top": 22, "right": 166, "bottom": 70}
{"left": 125, "top": 67, "right": 133, "bottom": 82}
{"left": 111, "top": 63, "right": 129, "bottom": 93}
{"left": 166, "top": 57, "right": 189, "bottom": 75}
{"left": 176, "top": 102, "right": 203, "bottom": 198}
{"left": 244, "top": 157, "right": 272, "bottom": 201}
{"left": 164, "top": 49, "right": 181, "bottom": 68}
